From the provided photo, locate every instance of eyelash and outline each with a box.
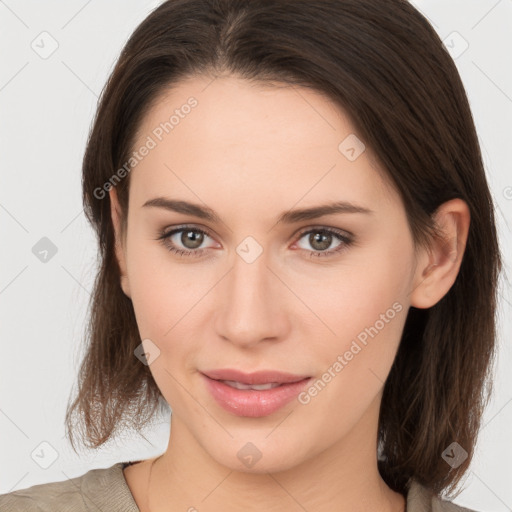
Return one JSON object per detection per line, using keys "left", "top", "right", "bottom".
{"left": 156, "top": 225, "right": 354, "bottom": 259}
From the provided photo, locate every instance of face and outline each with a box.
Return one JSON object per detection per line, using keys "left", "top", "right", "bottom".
{"left": 111, "top": 74, "right": 421, "bottom": 473}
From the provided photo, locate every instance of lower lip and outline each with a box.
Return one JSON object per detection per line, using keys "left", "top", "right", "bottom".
{"left": 202, "top": 374, "right": 312, "bottom": 417}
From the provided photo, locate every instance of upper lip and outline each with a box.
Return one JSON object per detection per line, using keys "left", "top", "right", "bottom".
{"left": 202, "top": 368, "right": 311, "bottom": 385}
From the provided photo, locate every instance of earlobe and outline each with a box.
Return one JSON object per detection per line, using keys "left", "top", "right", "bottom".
{"left": 410, "top": 198, "right": 470, "bottom": 309}
{"left": 109, "top": 188, "right": 131, "bottom": 299}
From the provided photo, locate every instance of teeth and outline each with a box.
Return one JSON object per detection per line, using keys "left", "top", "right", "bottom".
{"left": 220, "top": 380, "right": 282, "bottom": 390}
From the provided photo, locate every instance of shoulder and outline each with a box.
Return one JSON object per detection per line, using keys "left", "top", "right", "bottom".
{"left": 0, "top": 462, "right": 139, "bottom": 512}
{"left": 407, "top": 480, "right": 480, "bottom": 512}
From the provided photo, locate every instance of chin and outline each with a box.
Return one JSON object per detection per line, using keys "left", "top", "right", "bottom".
{"left": 205, "top": 437, "right": 310, "bottom": 475}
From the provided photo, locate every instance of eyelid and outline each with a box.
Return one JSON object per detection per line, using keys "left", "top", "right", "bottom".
{"left": 160, "top": 223, "right": 212, "bottom": 236}
{"left": 294, "top": 224, "right": 353, "bottom": 240}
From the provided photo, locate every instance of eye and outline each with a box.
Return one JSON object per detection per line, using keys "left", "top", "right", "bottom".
{"left": 156, "top": 225, "right": 217, "bottom": 257}
{"left": 294, "top": 227, "right": 354, "bottom": 258}
{"left": 156, "top": 225, "right": 354, "bottom": 259}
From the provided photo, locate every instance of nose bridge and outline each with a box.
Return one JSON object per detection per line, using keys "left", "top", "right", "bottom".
{"left": 214, "top": 243, "right": 287, "bottom": 346}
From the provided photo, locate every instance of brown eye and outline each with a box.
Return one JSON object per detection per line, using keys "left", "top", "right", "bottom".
{"left": 157, "top": 226, "right": 215, "bottom": 257}
{"left": 308, "top": 232, "right": 334, "bottom": 251}
{"left": 295, "top": 228, "right": 353, "bottom": 258}
{"left": 180, "top": 229, "right": 205, "bottom": 249}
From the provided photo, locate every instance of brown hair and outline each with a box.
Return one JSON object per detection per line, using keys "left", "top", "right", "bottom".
{"left": 66, "top": 0, "right": 502, "bottom": 498}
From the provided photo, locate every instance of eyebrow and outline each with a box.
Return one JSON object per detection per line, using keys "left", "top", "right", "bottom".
{"left": 142, "top": 197, "right": 373, "bottom": 224}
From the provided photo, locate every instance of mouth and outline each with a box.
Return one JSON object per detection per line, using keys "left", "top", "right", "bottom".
{"left": 201, "top": 369, "right": 312, "bottom": 417}
{"left": 201, "top": 368, "right": 311, "bottom": 385}
{"left": 213, "top": 380, "right": 284, "bottom": 391}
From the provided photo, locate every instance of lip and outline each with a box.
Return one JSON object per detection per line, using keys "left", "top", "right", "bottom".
{"left": 201, "top": 369, "right": 312, "bottom": 417}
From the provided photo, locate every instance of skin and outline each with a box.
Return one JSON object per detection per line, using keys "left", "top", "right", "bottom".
{"left": 111, "top": 74, "right": 470, "bottom": 512}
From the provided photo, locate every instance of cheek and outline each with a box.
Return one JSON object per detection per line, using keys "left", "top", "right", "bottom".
{"left": 127, "top": 248, "right": 205, "bottom": 405}
{"left": 293, "top": 271, "right": 409, "bottom": 442}
{"left": 290, "top": 233, "right": 413, "bottom": 390}
{"left": 125, "top": 240, "right": 214, "bottom": 385}
{"left": 301, "top": 236, "right": 412, "bottom": 332}
{"left": 125, "top": 237, "right": 185, "bottom": 338}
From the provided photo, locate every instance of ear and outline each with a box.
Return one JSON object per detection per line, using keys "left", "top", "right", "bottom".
{"left": 109, "top": 187, "right": 131, "bottom": 299}
{"left": 410, "top": 198, "right": 470, "bottom": 309}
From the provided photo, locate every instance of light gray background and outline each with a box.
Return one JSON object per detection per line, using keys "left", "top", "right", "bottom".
{"left": 1, "top": 1, "right": 511, "bottom": 510}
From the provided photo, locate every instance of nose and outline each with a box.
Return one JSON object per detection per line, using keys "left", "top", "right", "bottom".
{"left": 214, "top": 247, "right": 290, "bottom": 348}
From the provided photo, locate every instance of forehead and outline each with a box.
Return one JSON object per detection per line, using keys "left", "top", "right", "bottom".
{"left": 128, "top": 74, "right": 398, "bottom": 215}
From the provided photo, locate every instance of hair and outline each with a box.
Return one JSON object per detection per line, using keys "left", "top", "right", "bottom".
{"left": 65, "top": 0, "right": 502, "bottom": 499}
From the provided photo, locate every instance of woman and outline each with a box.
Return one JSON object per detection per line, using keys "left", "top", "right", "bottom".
{"left": 0, "top": 0, "right": 501, "bottom": 511}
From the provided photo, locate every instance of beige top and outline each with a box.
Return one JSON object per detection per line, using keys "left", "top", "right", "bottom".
{"left": 0, "top": 461, "right": 478, "bottom": 512}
